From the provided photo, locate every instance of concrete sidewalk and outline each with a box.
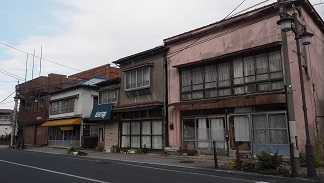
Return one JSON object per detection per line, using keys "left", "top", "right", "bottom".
{"left": 24, "top": 146, "right": 232, "bottom": 169}
{"left": 17, "top": 145, "right": 324, "bottom": 181}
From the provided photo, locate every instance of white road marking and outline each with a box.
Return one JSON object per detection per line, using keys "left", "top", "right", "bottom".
{"left": 118, "top": 162, "right": 271, "bottom": 183}
{"left": 0, "top": 159, "right": 109, "bottom": 183}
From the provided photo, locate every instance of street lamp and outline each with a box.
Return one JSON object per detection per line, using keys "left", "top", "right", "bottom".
{"left": 277, "top": 5, "right": 316, "bottom": 178}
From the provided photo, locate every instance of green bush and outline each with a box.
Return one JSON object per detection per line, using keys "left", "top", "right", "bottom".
{"left": 300, "top": 138, "right": 324, "bottom": 168}
{"left": 256, "top": 151, "right": 282, "bottom": 171}
{"left": 67, "top": 146, "right": 78, "bottom": 154}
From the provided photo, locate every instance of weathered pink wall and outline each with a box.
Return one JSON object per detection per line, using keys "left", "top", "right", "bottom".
{"left": 166, "top": 15, "right": 282, "bottom": 147}
{"left": 287, "top": 8, "right": 324, "bottom": 149}
{"left": 166, "top": 6, "right": 324, "bottom": 150}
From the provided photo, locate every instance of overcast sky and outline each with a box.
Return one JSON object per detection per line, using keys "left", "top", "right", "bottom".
{"left": 0, "top": 0, "right": 323, "bottom": 109}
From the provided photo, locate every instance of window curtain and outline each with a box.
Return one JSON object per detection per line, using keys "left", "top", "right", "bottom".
{"left": 269, "top": 51, "right": 283, "bottom": 79}
{"left": 217, "top": 62, "right": 231, "bottom": 87}
{"left": 181, "top": 69, "right": 191, "bottom": 92}
{"left": 152, "top": 136, "right": 162, "bottom": 149}
{"left": 234, "top": 116, "right": 250, "bottom": 142}
{"left": 131, "top": 71, "right": 136, "bottom": 89}
{"left": 143, "top": 67, "right": 150, "bottom": 86}
{"left": 141, "top": 121, "right": 151, "bottom": 148}
{"left": 192, "top": 67, "right": 203, "bottom": 90}
{"left": 233, "top": 58, "right": 244, "bottom": 84}
{"left": 152, "top": 121, "right": 162, "bottom": 135}
{"left": 217, "top": 62, "right": 231, "bottom": 96}
{"left": 197, "top": 118, "right": 209, "bottom": 148}
{"left": 204, "top": 65, "right": 217, "bottom": 88}
{"left": 121, "top": 122, "right": 130, "bottom": 147}
{"left": 269, "top": 114, "right": 288, "bottom": 144}
{"left": 130, "top": 122, "right": 140, "bottom": 148}
{"left": 102, "top": 91, "right": 108, "bottom": 103}
{"left": 137, "top": 69, "right": 143, "bottom": 88}
{"left": 252, "top": 115, "right": 268, "bottom": 144}
{"left": 142, "top": 121, "right": 151, "bottom": 134}
{"left": 125, "top": 72, "right": 131, "bottom": 89}
{"left": 244, "top": 56, "right": 255, "bottom": 83}
{"left": 256, "top": 53, "right": 269, "bottom": 81}
{"left": 152, "top": 121, "right": 162, "bottom": 149}
{"left": 210, "top": 118, "right": 225, "bottom": 149}
{"left": 122, "top": 122, "right": 130, "bottom": 135}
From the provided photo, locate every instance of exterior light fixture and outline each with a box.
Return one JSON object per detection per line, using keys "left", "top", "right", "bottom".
{"left": 301, "top": 30, "right": 314, "bottom": 45}
{"left": 277, "top": 16, "right": 294, "bottom": 32}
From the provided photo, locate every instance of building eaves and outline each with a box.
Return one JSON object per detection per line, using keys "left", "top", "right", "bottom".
{"left": 0, "top": 109, "right": 13, "bottom": 114}
{"left": 163, "top": 3, "right": 277, "bottom": 45}
{"left": 163, "top": 1, "right": 324, "bottom": 45}
{"left": 113, "top": 46, "right": 169, "bottom": 65}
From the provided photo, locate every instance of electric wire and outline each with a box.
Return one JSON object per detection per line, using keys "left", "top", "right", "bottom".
{"left": 167, "top": 0, "right": 247, "bottom": 60}
{"left": 0, "top": 101, "right": 15, "bottom": 105}
{"left": 231, "top": 0, "right": 272, "bottom": 17}
{"left": 319, "top": 0, "right": 324, "bottom": 17}
{"left": 0, "top": 68, "right": 24, "bottom": 80}
{"left": 313, "top": 2, "right": 324, "bottom": 6}
{"left": 0, "top": 41, "right": 82, "bottom": 72}
{"left": 0, "top": 92, "right": 15, "bottom": 104}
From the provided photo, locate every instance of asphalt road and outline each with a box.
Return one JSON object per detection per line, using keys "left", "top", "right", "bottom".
{"left": 0, "top": 147, "right": 316, "bottom": 183}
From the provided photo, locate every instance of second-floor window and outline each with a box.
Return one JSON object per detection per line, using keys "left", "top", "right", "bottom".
{"left": 26, "top": 97, "right": 32, "bottom": 111}
{"left": 40, "top": 95, "right": 46, "bottom": 109}
{"left": 180, "top": 50, "right": 284, "bottom": 101}
{"left": 99, "top": 90, "right": 117, "bottom": 104}
{"left": 125, "top": 67, "right": 150, "bottom": 90}
{"left": 50, "top": 98, "right": 75, "bottom": 115}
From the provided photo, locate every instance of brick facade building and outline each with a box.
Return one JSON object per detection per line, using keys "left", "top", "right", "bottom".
{"left": 69, "top": 64, "right": 119, "bottom": 80}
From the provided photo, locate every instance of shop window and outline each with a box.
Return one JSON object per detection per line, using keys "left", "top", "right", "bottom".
{"left": 252, "top": 113, "right": 288, "bottom": 145}
{"left": 182, "top": 117, "right": 225, "bottom": 150}
{"left": 233, "top": 115, "right": 250, "bottom": 142}
{"left": 121, "top": 120, "right": 163, "bottom": 149}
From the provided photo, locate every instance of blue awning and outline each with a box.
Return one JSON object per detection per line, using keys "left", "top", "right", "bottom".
{"left": 89, "top": 104, "right": 112, "bottom": 121}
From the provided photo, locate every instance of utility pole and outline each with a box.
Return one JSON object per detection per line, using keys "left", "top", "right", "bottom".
{"left": 277, "top": 0, "right": 316, "bottom": 177}
{"left": 10, "top": 83, "right": 19, "bottom": 148}
{"left": 277, "top": 0, "right": 299, "bottom": 175}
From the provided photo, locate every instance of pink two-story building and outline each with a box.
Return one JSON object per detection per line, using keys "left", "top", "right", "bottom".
{"left": 164, "top": 1, "right": 324, "bottom": 156}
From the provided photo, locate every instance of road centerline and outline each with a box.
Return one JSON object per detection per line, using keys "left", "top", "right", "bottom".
{"left": 0, "top": 159, "right": 109, "bottom": 183}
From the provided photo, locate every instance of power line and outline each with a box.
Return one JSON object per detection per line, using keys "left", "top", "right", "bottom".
{"left": 0, "top": 101, "right": 15, "bottom": 104}
{"left": 313, "top": 2, "right": 324, "bottom": 6}
{"left": 231, "top": 0, "right": 272, "bottom": 17}
{"left": 0, "top": 92, "right": 15, "bottom": 104}
{"left": 0, "top": 41, "right": 82, "bottom": 72}
{"left": 0, "top": 68, "right": 24, "bottom": 81}
{"left": 167, "top": 0, "right": 248, "bottom": 60}
{"left": 0, "top": 81, "right": 17, "bottom": 83}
